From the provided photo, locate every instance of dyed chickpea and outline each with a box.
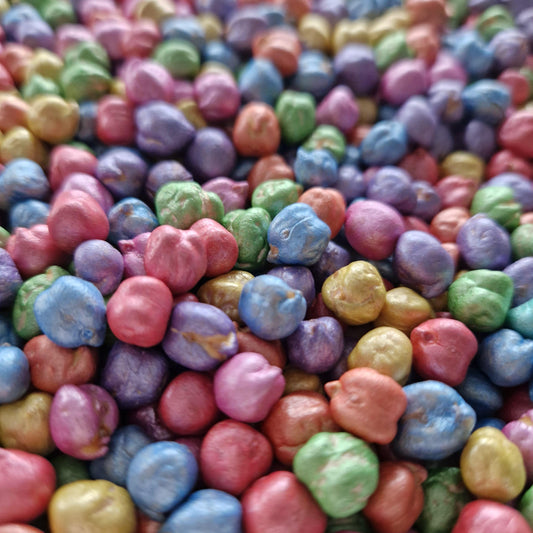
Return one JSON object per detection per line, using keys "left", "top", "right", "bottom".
{"left": 242, "top": 471, "right": 327, "bottom": 533}
{"left": 214, "top": 352, "right": 285, "bottom": 423}
{"left": 374, "top": 287, "right": 434, "bottom": 335}
{"left": 24, "top": 335, "right": 97, "bottom": 394}
{"left": 143, "top": 225, "right": 207, "bottom": 295}
{"left": 460, "top": 427, "right": 526, "bottom": 502}
{"left": 106, "top": 276, "right": 173, "bottom": 348}
{"left": 232, "top": 102, "right": 280, "bottom": 157}
{"left": 197, "top": 270, "right": 254, "bottom": 323}
{"left": 101, "top": 342, "right": 169, "bottom": 410}
{"left": 410, "top": 318, "right": 478, "bottom": 386}
{"left": 200, "top": 419, "right": 273, "bottom": 496}
{"left": 283, "top": 366, "right": 322, "bottom": 395}
{"left": 47, "top": 190, "right": 109, "bottom": 253}
{"left": 453, "top": 500, "right": 533, "bottom": 533}
{"left": 348, "top": 326, "right": 413, "bottom": 384}
{"left": 252, "top": 26, "right": 301, "bottom": 77}
{"left": 322, "top": 261, "right": 386, "bottom": 326}
{"left": 236, "top": 327, "right": 286, "bottom": 369}
{"left": 345, "top": 200, "right": 405, "bottom": 261}
{"left": 0, "top": 449, "right": 55, "bottom": 524}
{"left": 48, "top": 480, "right": 136, "bottom": 533}
{"left": 96, "top": 95, "right": 135, "bottom": 146}
{"left": 298, "top": 186, "right": 345, "bottom": 238}
{"left": 190, "top": 218, "right": 239, "bottom": 278}
{"left": 326, "top": 368, "right": 407, "bottom": 445}
{"left": 247, "top": 154, "right": 295, "bottom": 197}
{"left": 50, "top": 384, "right": 119, "bottom": 460}
{"left": 261, "top": 391, "right": 338, "bottom": 465}
{"left": 48, "top": 145, "right": 97, "bottom": 191}
{"left": 0, "top": 391, "right": 54, "bottom": 455}
{"left": 158, "top": 372, "right": 219, "bottom": 436}
{"left": 162, "top": 301, "right": 238, "bottom": 372}
{"left": 363, "top": 461, "right": 427, "bottom": 533}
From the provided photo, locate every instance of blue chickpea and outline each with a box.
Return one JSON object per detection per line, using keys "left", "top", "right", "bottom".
{"left": 267, "top": 203, "right": 331, "bottom": 266}
{"left": 160, "top": 16, "right": 206, "bottom": 49}
{"left": 202, "top": 41, "right": 240, "bottom": 72}
{"left": 294, "top": 147, "right": 338, "bottom": 189}
{"left": 33, "top": 275, "right": 107, "bottom": 348}
{"left": 0, "top": 158, "right": 50, "bottom": 210}
{"left": 447, "top": 29, "right": 494, "bottom": 80}
{"left": 9, "top": 199, "right": 50, "bottom": 229}
{"left": 0, "top": 345, "right": 30, "bottom": 404}
{"left": 359, "top": 120, "right": 408, "bottom": 167}
{"left": 291, "top": 51, "right": 334, "bottom": 100}
{"left": 238, "top": 58, "right": 283, "bottom": 105}
{"left": 0, "top": 311, "right": 21, "bottom": 347}
{"left": 507, "top": 299, "right": 533, "bottom": 339}
{"left": 90, "top": 425, "right": 153, "bottom": 487}
{"left": 107, "top": 197, "right": 158, "bottom": 245}
{"left": 160, "top": 489, "right": 242, "bottom": 533}
{"left": 238, "top": 275, "right": 307, "bottom": 340}
{"left": 455, "top": 367, "right": 504, "bottom": 417}
{"left": 1, "top": 4, "right": 42, "bottom": 40}
{"left": 393, "top": 380, "right": 476, "bottom": 461}
{"left": 126, "top": 441, "right": 198, "bottom": 521}
{"left": 76, "top": 101, "right": 98, "bottom": 144}
{"left": 461, "top": 79, "right": 511, "bottom": 125}
{"left": 477, "top": 328, "right": 533, "bottom": 387}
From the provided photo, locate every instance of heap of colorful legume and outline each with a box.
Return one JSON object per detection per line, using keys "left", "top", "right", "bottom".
{"left": 1, "top": 0, "right": 533, "bottom": 531}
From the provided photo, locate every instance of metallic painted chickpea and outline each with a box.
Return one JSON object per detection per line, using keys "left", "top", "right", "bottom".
{"left": 460, "top": 427, "right": 527, "bottom": 503}
{"left": 430, "top": 207, "right": 471, "bottom": 243}
{"left": 322, "top": 261, "right": 386, "bottom": 326}
{"left": 197, "top": 270, "right": 255, "bottom": 324}
{"left": 197, "top": 13, "right": 223, "bottom": 41}
{"left": 298, "top": 13, "right": 331, "bottom": 52}
{"left": 25, "top": 48, "right": 64, "bottom": 82}
{"left": 368, "top": 9, "right": 410, "bottom": 46}
{"left": 283, "top": 366, "right": 322, "bottom": 395}
{"left": 176, "top": 99, "right": 207, "bottom": 130}
{"left": 134, "top": 0, "right": 175, "bottom": 23}
{"left": 0, "top": 126, "right": 48, "bottom": 167}
{"left": 253, "top": 27, "right": 302, "bottom": 77}
{"left": 27, "top": 95, "right": 79, "bottom": 145}
{"left": 348, "top": 326, "right": 413, "bottom": 385}
{"left": 374, "top": 287, "right": 434, "bottom": 335}
{"left": 48, "top": 480, "right": 137, "bottom": 533}
{"left": 0, "top": 392, "right": 55, "bottom": 455}
{"left": 332, "top": 19, "right": 370, "bottom": 54}
{"left": 355, "top": 97, "right": 378, "bottom": 125}
{"left": 439, "top": 151, "right": 485, "bottom": 185}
